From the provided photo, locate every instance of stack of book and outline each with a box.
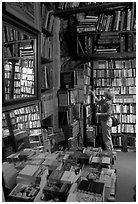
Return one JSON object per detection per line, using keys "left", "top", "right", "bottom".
{"left": 77, "top": 15, "right": 98, "bottom": 33}
{"left": 90, "top": 156, "right": 111, "bottom": 168}
{"left": 61, "top": 170, "right": 80, "bottom": 184}
{"left": 19, "top": 41, "right": 34, "bottom": 58}
{"left": 48, "top": 170, "right": 64, "bottom": 183}
{"left": 95, "top": 33, "right": 119, "bottom": 53}
{"left": 99, "top": 168, "right": 115, "bottom": 188}
{"left": 16, "top": 164, "right": 48, "bottom": 185}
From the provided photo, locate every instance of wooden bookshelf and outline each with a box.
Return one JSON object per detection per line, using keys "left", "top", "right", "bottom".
{"left": 40, "top": 2, "right": 55, "bottom": 126}
{"left": 77, "top": 30, "right": 136, "bottom": 36}
{"left": 76, "top": 52, "right": 136, "bottom": 60}
{"left": 55, "top": 2, "right": 136, "bottom": 151}
{"left": 75, "top": 2, "right": 135, "bottom": 59}
{"left": 55, "top": 2, "right": 132, "bottom": 17}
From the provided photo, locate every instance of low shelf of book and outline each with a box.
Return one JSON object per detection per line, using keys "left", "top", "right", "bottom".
{"left": 2, "top": 112, "right": 16, "bottom": 159}
{"left": 2, "top": 103, "right": 45, "bottom": 159}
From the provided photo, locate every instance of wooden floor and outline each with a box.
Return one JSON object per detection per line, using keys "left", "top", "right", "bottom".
{"left": 114, "top": 149, "right": 136, "bottom": 202}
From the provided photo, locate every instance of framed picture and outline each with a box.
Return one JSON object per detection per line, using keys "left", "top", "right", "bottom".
{"left": 5, "top": 2, "right": 41, "bottom": 31}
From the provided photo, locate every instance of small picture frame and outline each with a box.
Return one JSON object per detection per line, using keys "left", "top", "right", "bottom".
{"left": 5, "top": 2, "right": 41, "bottom": 31}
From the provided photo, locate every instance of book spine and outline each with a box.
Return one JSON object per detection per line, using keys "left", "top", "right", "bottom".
{"left": 126, "top": 8, "right": 131, "bottom": 31}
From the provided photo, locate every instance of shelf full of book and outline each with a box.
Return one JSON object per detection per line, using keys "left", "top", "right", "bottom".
{"left": 2, "top": 112, "right": 17, "bottom": 160}
{"left": 77, "top": 33, "right": 136, "bottom": 57}
{"left": 40, "top": 3, "right": 55, "bottom": 125}
{"left": 57, "top": 66, "right": 92, "bottom": 147}
{"left": 2, "top": 103, "right": 44, "bottom": 159}
{"left": 93, "top": 58, "right": 136, "bottom": 150}
{"left": 76, "top": 2, "right": 135, "bottom": 58}
{"left": 57, "top": 70, "right": 80, "bottom": 146}
{"left": 76, "top": 62, "right": 93, "bottom": 146}
{"left": 41, "top": 2, "right": 54, "bottom": 62}
{"left": 54, "top": 2, "right": 132, "bottom": 17}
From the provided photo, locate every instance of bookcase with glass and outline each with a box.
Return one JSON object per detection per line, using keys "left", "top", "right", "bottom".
{"left": 2, "top": 11, "right": 43, "bottom": 156}
{"left": 2, "top": 103, "right": 43, "bottom": 159}
{"left": 2, "top": 16, "right": 39, "bottom": 110}
{"left": 10, "top": 104, "right": 42, "bottom": 148}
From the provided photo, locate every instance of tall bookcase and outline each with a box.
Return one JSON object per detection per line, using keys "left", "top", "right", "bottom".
{"left": 2, "top": 3, "right": 60, "bottom": 159}
{"left": 55, "top": 2, "right": 136, "bottom": 150}
{"left": 2, "top": 15, "right": 39, "bottom": 107}
{"left": 93, "top": 59, "right": 136, "bottom": 150}
{"left": 40, "top": 3, "right": 60, "bottom": 134}
{"left": 2, "top": 4, "right": 42, "bottom": 158}
{"left": 40, "top": 3, "right": 54, "bottom": 126}
{"left": 57, "top": 70, "right": 80, "bottom": 147}
{"left": 77, "top": 62, "right": 94, "bottom": 146}
{"left": 2, "top": 3, "right": 62, "bottom": 160}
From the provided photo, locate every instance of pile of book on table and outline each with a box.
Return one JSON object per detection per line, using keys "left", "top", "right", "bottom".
{"left": 5, "top": 147, "right": 117, "bottom": 202}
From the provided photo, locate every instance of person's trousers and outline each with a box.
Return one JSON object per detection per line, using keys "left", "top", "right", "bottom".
{"left": 101, "top": 118, "right": 113, "bottom": 151}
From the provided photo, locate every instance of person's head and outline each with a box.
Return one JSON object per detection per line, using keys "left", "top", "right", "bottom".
{"left": 104, "top": 88, "right": 114, "bottom": 101}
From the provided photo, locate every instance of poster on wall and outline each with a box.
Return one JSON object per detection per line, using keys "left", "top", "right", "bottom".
{"left": 5, "top": 2, "right": 41, "bottom": 31}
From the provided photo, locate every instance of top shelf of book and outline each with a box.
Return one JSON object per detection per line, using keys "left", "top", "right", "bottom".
{"left": 54, "top": 2, "right": 132, "bottom": 17}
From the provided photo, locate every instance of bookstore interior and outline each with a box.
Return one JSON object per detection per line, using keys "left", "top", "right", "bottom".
{"left": 2, "top": 2, "right": 136, "bottom": 202}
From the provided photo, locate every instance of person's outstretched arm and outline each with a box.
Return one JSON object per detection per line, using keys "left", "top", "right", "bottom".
{"left": 91, "top": 90, "right": 105, "bottom": 105}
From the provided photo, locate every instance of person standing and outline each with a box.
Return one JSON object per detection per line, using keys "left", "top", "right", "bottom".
{"left": 92, "top": 89, "right": 114, "bottom": 152}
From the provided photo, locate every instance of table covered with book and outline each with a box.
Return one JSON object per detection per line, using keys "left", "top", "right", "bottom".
{"left": 3, "top": 146, "right": 117, "bottom": 202}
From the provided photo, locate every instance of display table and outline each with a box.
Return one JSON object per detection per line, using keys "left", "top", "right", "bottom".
{"left": 3, "top": 147, "right": 117, "bottom": 202}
